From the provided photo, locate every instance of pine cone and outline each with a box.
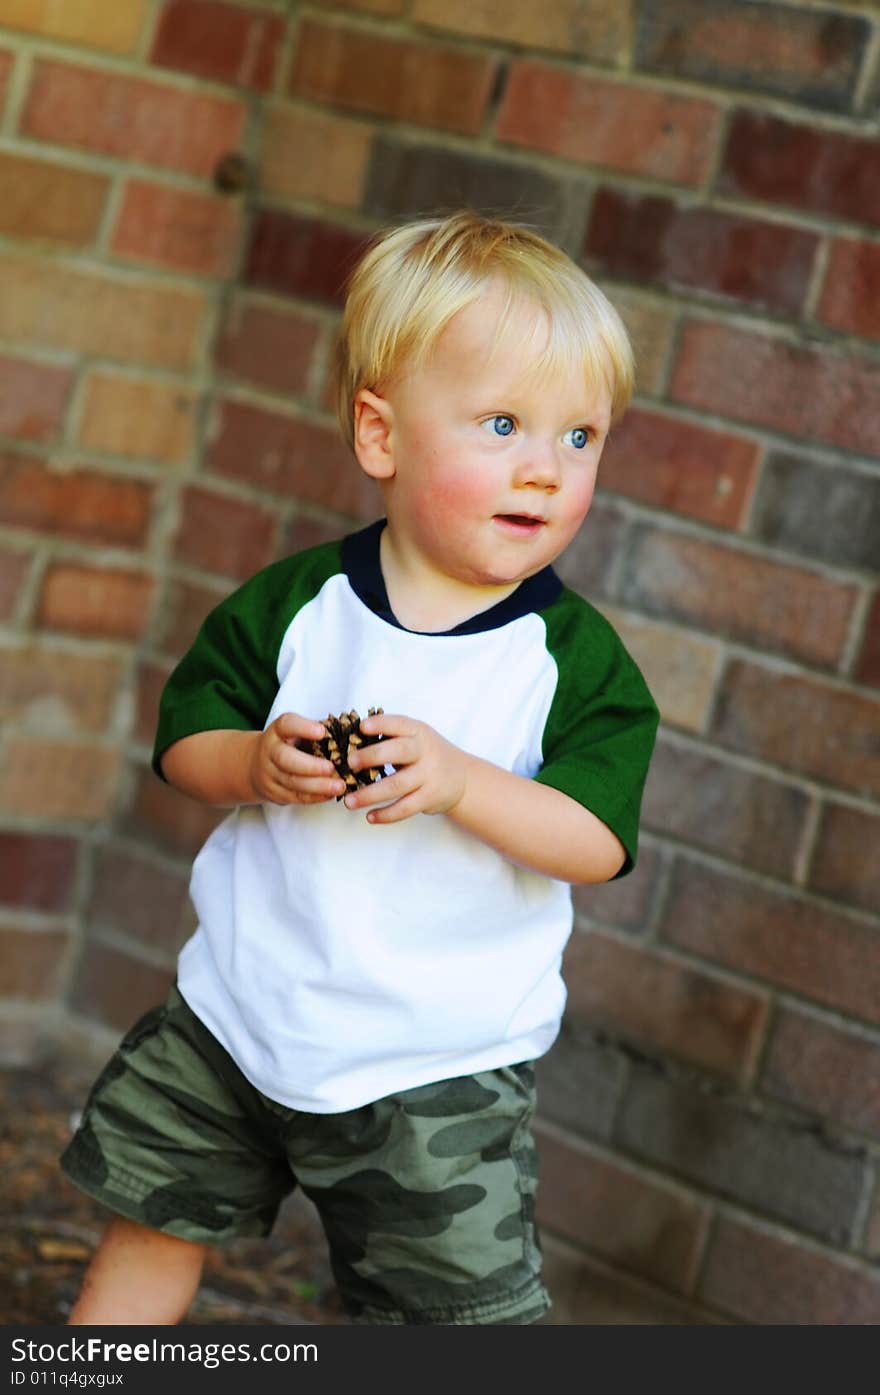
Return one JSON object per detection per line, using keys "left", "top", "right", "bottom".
{"left": 310, "top": 708, "right": 387, "bottom": 800}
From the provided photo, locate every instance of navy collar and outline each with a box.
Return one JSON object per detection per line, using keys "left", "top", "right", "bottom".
{"left": 341, "top": 519, "right": 562, "bottom": 636}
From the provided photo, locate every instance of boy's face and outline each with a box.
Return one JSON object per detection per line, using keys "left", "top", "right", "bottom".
{"left": 356, "top": 281, "right": 613, "bottom": 600}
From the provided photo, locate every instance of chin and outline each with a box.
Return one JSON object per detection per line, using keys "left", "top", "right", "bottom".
{"left": 470, "top": 562, "right": 539, "bottom": 588}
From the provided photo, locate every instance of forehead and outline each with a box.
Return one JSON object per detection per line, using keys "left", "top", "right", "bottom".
{"left": 435, "top": 282, "right": 549, "bottom": 364}
{"left": 422, "top": 285, "right": 612, "bottom": 418}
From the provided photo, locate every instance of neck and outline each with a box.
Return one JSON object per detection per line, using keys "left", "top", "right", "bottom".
{"left": 379, "top": 527, "right": 518, "bottom": 633}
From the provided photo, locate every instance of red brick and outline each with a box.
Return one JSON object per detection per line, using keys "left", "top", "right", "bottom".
{"left": 37, "top": 564, "right": 155, "bottom": 640}
{"left": 621, "top": 528, "right": 855, "bottom": 669}
{"left": 600, "top": 409, "right": 758, "bottom": 529}
{"left": 173, "top": 484, "right": 278, "bottom": 581}
{"left": 0, "top": 3, "right": 147, "bottom": 53}
{"left": 155, "top": 578, "right": 226, "bottom": 658}
{"left": 151, "top": 1, "right": 284, "bottom": 91}
{"left": 539, "top": 1239, "right": 708, "bottom": 1326}
{"left": 817, "top": 238, "right": 880, "bottom": 342}
{"left": 323, "top": 0, "right": 404, "bottom": 12}
{"left": 135, "top": 659, "right": 172, "bottom": 747}
{"left": 0, "top": 545, "right": 29, "bottom": 620}
{"left": 585, "top": 188, "right": 818, "bottom": 315}
{"left": 536, "top": 1126, "right": 707, "bottom": 1293}
{"left": 866, "top": 1189, "right": 880, "bottom": 1261}
{"left": 126, "top": 765, "right": 224, "bottom": 857}
{"left": 809, "top": 803, "right": 880, "bottom": 917}
{"left": 323, "top": 362, "right": 341, "bottom": 415}
{"left": 610, "top": 289, "right": 676, "bottom": 398}
{"left": 112, "top": 180, "right": 241, "bottom": 276}
{"left": 78, "top": 372, "right": 196, "bottom": 465}
{"left": 289, "top": 19, "right": 496, "bottom": 136}
{"left": 671, "top": 320, "right": 880, "bottom": 456}
{"left": 0, "top": 252, "right": 206, "bottom": 371}
{"left": 763, "top": 1008, "right": 880, "bottom": 1140}
{"left": 661, "top": 859, "right": 880, "bottom": 1026}
{"left": 89, "top": 844, "right": 194, "bottom": 956}
{"left": 701, "top": 1216, "right": 880, "bottom": 1324}
{"left": 636, "top": 0, "right": 868, "bottom": 112}
{"left": 619, "top": 1064, "right": 864, "bottom": 1243}
{"left": 206, "top": 398, "right": 381, "bottom": 520}
{"left": 600, "top": 606, "right": 721, "bottom": 736}
{"left": 711, "top": 659, "right": 880, "bottom": 798}
{"left": 70, "top": 940, "right": 174, "bottom": 1033}
{"left": 642, "top": 738, "right": 809, "bottom": 880}
{"left": 536, "top": 1028, "right": 623, "bottom": 1144}
{"left": 0, "top": 833, "right": 78, "bottom": 912}
{"left": 364, "top": 136, "right": 570, "bottom": 245}
{"left": 281, "top": 515, "right": 346, "bottom": 556}
{"left": 497, "top": 60, "right": 720, "bottom": 186}
{"left": 0, "top": 454, "right": 153, "bottom": 546}
{"left": 0, "top": 739, "right": 120, "bottom": 821}
{"left": 0, "top": 357, "right": 72, "bottom": 442}
{"left": 752, "top": 452, "right": 879, "bottom": 572}
{"left": 572, "top": 842, "right": 661, "bottom": 933}
{"left": 553, "top": 497, "right": 626, "bottom": 601}
{"left": 0, "top": 929, "right": 70, "bottom": 1000}
{"left": 413, "top": 0, "right": 628, "bottom": 62}
{"left": 245, "top": 209, "right": 369, "bottom": 307}
{"left": 0, "top": 150, "right": 109, "bottom": 247}
{"left": 563, "top": 929, "right": 768, "bottom": 1084}
{"left": 22, "top": 60, "right": 246, "bottom": 177}
{"left": 719, "top": 110, "right": 880, "bottom": 228}
{"left": 1, "top": 645, "right": 123, "bottom": 734}
{"left": 855, "top": 592, "right": 880, "bottom": 688}
{"left": 0, "top": 52, "right": 11, "bottom": 116}
{"left": 216, "top": 296, "right": 321, "bottom": 397}
{"left": 261, "top": 103, "right": 371, "bottom": 208}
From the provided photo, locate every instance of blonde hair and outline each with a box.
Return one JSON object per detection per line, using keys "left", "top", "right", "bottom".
{"left": 335, "top": 211, "right": 634, "bottom": 451}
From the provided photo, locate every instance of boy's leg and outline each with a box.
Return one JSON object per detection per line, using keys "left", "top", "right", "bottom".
{"left": 287, "top": 1062, "right": 548, "bottom": 1324}
{"left": 69, "top": 1216, "right": 207, "bottom": 1325}
{"left": 61, "top": 988, "right": 293, "bottom": 1325}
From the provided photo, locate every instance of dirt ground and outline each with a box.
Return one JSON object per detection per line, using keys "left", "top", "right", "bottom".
{"left": 0, "top": 1058, "right": 348, "bottom": 1327}
{"left": 2, "top": 1054, "right": 716, "bottom": 1328}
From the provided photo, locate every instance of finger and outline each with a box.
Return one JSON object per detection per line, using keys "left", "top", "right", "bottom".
{"left": 273, "top": 744, "right": 336, "bottom": 778}
{"left": 269, "top": 770, "right": 346, "bottom": 800}
{"left": 343, "top": 767, "right": 416, "bottom": 811}
{"left": 274, "top": 785, "right": 345, "bottom": 806}
{"left": 358, "top": 712, "right": 417, "bottom": 739}
{"left": 273, "top": 711, "right": 329, "bottom": 744}
{"left": 364, "top": 791, "right": 424, "bottom": 824}
{"left": 347, "top": 736, "right": 412, "bottom": 773}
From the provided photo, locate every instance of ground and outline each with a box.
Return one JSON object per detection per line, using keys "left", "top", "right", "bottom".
{"left": 1, "top": 1055, "right": 715, "bottom": 1327}
{"left": 0, "top": 1059, "right": 347, "bottom": 1327}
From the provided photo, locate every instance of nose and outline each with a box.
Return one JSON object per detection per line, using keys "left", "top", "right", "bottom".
{"left": 512, "top": 440, "right": 561, "bottom": 492}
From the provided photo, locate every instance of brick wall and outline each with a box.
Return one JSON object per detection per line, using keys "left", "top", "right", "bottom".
{"left": 1, "top": 0, "right": 878, "bottom": 1325}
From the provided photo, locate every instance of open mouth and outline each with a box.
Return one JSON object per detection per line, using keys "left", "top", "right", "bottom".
{"left": 493, "top": 514, "right": 546, "bottom": 533}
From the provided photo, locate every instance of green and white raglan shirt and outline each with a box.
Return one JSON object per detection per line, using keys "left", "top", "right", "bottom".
{"left": 153, "top": 520, "right": 659, "bottom": 1113}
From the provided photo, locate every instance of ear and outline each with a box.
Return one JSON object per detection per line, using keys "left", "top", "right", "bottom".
{"left": 353, "top": 388, "right": 396, "bottom": 481}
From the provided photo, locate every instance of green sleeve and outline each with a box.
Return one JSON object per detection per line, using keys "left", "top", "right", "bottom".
{"left": 534, "top": 588, "right": 660, "bottom": 878}
{"left": 151, "top": 541, "right": 343, "bottom": 780}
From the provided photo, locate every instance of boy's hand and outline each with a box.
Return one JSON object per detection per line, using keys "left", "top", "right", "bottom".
{"left": 250, "top": 713, "right": 346, "bottom": 805}
{"left": 343, "top": 712, "right": 468, "bottom": 823}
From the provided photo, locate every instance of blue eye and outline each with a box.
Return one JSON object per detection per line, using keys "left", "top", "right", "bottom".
{"left": 484, "top": 414, "right": 515, "bottom": 437}
{"left": 564, "top": 427, "right": 590, "bottom": 450}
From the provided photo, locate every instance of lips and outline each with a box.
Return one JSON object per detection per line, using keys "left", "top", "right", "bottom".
{"left": 493, "top": 513, "right": 546, "bottom": 532}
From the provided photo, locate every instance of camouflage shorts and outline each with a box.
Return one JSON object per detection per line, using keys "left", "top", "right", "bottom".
{"left": 60, "top": 985, "right": 549, "bottom": 1325}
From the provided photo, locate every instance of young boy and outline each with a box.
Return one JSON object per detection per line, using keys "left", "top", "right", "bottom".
{"left": 61, "top": 212, "right": 659, "bottom": 1326}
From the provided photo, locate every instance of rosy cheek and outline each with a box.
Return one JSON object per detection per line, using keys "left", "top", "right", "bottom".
{"left": 558, "top": 472, "right": 598, "bottom": 534}
{"left": 415, "top": 462, "right": 487, "bottom": 527}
